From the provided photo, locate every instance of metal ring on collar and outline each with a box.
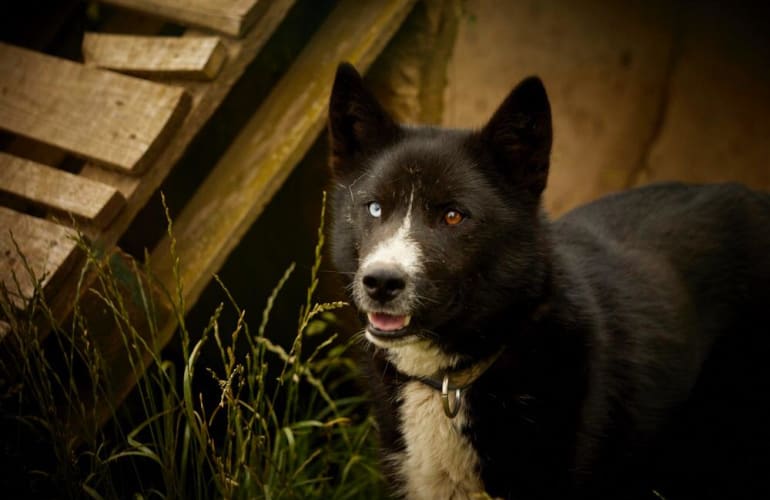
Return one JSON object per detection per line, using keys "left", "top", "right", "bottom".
{"left": 441, "top": 373, "right": 462, "bottom": 418}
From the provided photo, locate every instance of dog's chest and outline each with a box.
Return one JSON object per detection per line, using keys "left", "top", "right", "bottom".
{"left": 395, "top": 381, "right": 485, "bottom": 499}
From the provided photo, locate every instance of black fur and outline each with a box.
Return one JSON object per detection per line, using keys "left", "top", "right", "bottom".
{"left": 327, "top": 62, "right": 770, "bottom": 499}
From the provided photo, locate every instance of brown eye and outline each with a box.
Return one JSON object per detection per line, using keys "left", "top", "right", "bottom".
{"left": 443, "top": 209, "right": 464, "bottom": 225}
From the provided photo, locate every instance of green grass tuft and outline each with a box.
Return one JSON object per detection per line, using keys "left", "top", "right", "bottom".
{"left": 0, "top": 193, "right": 385, "bottom": 499}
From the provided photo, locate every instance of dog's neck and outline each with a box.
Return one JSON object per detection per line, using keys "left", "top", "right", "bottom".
{"left": 409, "top": 347, "right": 505, "bottom": 418}
{"left": 414, "top": 346, "right": 505, "bottom": 392}
{"left": 412, "top": 296, "right": 552, "bottom": 386}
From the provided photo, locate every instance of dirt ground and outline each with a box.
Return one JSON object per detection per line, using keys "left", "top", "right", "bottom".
{"left": 443, "top": 0, "right": 770, "bottom": 215}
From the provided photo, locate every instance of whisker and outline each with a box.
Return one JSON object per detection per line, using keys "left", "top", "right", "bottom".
{"left": 317, "top": 269, "right": 356, "bottom": 276}
{"left": 411, "top": 292, "right": 442, "bottom": 306}
{"left": 351, "top": 329, "right": 368, "bottom": 346}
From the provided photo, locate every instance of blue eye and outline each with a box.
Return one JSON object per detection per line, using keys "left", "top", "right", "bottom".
{"left": 368, "top": 201, "right": 382, "bottom": 218}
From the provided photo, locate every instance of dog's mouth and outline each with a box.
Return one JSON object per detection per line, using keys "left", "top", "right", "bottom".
{"left": 366, "top": 312, "right": 413, "bottom": 341}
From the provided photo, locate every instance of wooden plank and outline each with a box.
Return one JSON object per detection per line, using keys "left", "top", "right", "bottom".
{"left": 0, "top": 207, "right": 80, "bottom": 309}
{"left": 150, "top": 0, "right": 416, "bottom": 313}
{"left": 0, "top": 152, "right": 125, "bottom": 228}
{"left": 82, "top": 33, "right": 227, "bottom": 80}
{"left": 101, "top": 0, "right": 265, "bottom": 37}
{"left": 0, "top": 42, "right": 191, "bottom": 175}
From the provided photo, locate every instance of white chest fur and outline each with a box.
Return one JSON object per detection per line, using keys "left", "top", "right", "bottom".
{"left": 395, "top": 381, "right": 486, "bottom": 499}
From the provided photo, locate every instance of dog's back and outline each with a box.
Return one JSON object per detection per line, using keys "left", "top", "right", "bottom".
{"left": 555, "top": 181, "right": 770, "bottom": 498}
{"left": 557, "top": 181, "right": 770, "bottom": 361}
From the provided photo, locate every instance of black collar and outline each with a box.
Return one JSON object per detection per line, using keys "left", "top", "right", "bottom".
{"left": 414, "top": 347, "right": 505, "bottom": 418}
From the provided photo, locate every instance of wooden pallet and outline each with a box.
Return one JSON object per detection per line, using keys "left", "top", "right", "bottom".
{"left": 0, "top": 0, "right": 295, "bottom": 329}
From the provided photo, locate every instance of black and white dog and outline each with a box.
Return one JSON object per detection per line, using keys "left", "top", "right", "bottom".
{"left": 326, "top": 62, "right": 770, "bottom": 499}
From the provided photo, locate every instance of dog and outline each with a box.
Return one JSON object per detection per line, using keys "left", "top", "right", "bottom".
{"left": 326, "top": 62, "right": 770, "bottom": 499}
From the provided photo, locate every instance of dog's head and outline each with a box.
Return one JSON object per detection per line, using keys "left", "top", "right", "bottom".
{"left": 327, "top": 63, "right": 552, "bottom": 377}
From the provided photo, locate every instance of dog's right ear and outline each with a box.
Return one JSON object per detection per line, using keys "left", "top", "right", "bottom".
{"left": 328, "top": 62, "right": 398, "bottom": 177}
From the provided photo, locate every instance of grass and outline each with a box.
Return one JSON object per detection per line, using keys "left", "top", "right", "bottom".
{"left": 0, "top": 194, "right": 385, "bottom": 499}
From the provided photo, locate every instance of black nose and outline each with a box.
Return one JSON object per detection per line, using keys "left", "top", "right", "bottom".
{"left": 362, "top": 266, "right": 406, "bottom": 302}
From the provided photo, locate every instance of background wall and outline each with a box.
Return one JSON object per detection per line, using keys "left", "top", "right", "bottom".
{"left": 443, "top": 0, "right": 770, "bottom": 215}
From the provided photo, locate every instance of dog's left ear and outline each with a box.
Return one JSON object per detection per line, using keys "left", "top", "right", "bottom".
{"left": 328, "top": 62, "right": 399, "bottom": 177}
{"left": 480, "top": 77, "right": 552, "bottom": 196}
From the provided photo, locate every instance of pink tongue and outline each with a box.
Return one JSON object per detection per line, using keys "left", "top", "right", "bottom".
{"left": 369, "top": 313, "right": 407, "bottom": 332}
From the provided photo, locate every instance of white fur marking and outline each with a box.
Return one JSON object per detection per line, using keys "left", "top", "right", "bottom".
{"left": 361, "top": 190, "right": 422, "bottom": 275}
{"left": 398, "top": 381, "right": 485, "bottom": 499}
{"left": 386, "top": 340, "right": 460, "bottom": 378}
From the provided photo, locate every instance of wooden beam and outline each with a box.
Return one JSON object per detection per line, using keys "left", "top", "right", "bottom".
{"left": 82, "top": 33, "right": 227, "bottom": 80}
{"left": 0, "top": 153, "right": 125, "bottom": 229}
{"left": 101, "top": 0, "right": 265, "bottom": 37}
{"left": 0, "top": 207, "right": 80, "bottom": 309}
{"left": 150, "top": 0, "right": 416, "bottom": 313}
{"left": 0, "top": 43, "right": 190, "bottom": 175}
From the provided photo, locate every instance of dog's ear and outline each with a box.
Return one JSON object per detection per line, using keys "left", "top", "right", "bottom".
{"left": 480, "top": 76, "right": 552, "bottom": 196}
{"left": 328, "top": 62, "right": 399, "bottom": 177}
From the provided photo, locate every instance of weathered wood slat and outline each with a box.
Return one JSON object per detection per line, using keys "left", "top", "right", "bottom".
{"left": 0, "top": 207, "right": 80, "bottom": 309}
{"left": 0, "top": 42, "right": 190, "bottom": 175}
{"left": 101, "top": 0, "right": 265, "bottom": 37}
{"left": 0, "top": 153, "right": 125, "bottom": 228}
{"left": 150, "top": 0, "right": 416, "bottom": 312}
{"left": 82, "top": 33, "right": 227, "bottom": 80}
